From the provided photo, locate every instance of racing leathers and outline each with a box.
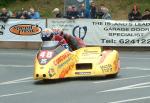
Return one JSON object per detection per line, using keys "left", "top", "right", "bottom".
{"left": 63, "top": 34, "right": 85, "bottom": 51}
{"left": 51, "top": 34, "right": 70, "bottom": 50}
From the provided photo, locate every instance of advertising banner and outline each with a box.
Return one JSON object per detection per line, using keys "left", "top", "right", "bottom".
{"left": 48, "top": 19, "right": 150, "bottom": 46}
{"left": 0, "top": 19, "right": 46, "bottom": 42}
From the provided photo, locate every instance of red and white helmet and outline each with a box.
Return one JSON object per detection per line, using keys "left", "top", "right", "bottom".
{"left": 41, "top": 28, "right": 53, "bottom": 37}
{"left": 51, "top": 27, "right": 63, "bottom": 35}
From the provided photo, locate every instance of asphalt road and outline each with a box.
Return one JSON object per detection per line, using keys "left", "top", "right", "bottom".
{"left": 0, "top": 49, "right": 150, "bottom": 103}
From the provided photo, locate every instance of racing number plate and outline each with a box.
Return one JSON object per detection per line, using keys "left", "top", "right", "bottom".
{"left": 38, "top": 50, "right": 53, "bottom": 65}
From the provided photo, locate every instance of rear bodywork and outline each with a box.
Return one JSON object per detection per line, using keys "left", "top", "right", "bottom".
{"left": 34, "top": 43, "right": 120, "bottom": 80}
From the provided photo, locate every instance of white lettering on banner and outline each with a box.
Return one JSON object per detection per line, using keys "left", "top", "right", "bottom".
{"left": 47, "top": 19, "right": 150, "bottom": 46}
{"left": 0, "top": 19, "right": 45, "bottom": 42}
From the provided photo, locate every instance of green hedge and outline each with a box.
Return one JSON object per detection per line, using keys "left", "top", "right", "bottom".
{"left": 0, "top": 0, "right": 16, "bottom": 6}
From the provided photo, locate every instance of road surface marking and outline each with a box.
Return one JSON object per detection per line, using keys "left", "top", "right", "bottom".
{"left": 0, "top": 77, "right": 32, "bottom": 85}
{"left": 0, "top": 64, "right": 33, "bottom": 68}
{"left": 0, "top": 91, "right": 32, "bottom": 98}
{"left": 97, "top": 82, "right": 150, "bottom": 93}
{"left": 0, "top": 52, "right": 34, "bottom": 56}
{"left": 93, "top": 75, "right": 150, "bottom": 84}
{"left": 0, "top": 80, "right": 33, "bottom": 86}
{"left": 122, "top": 67, "right": 150, "bottom": 71}
{"left": 109, "top": 96, "right": 150, "bottom": 103}
{"left": 121, "top": 57, "right": 150, "bottom": 60}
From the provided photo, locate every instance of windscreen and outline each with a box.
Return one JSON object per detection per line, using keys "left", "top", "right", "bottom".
{"left": 41, "top": 41, "right": 59, "bottom": 50}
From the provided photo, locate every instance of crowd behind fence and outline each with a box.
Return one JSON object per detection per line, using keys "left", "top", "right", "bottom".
{"left": 0, "top": 1, "right": 150, "bottom": 23}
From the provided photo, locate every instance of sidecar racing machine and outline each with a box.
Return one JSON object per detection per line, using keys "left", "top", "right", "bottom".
{"left": 34, "top": 41, "right": 120, "bottom": 80}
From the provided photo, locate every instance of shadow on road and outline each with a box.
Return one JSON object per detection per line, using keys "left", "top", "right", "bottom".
{"left": 34, "top": 75, "right": 121, "bottom": 85}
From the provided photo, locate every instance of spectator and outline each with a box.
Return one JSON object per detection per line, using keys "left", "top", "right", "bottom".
{"left": 78, "top": 3, "right": 87, "bottom": 18}
{"left": 66, "top": 6, "right": 72, "bottom": 18}
{"left": 11, "top": 11, "right": 17, "bottom": 18}
{"left": 28, "top": 7, "right": 40, "bottom": 19}
{"left": 21, "top": 10, "right": 30, "bottom": 19}
{"left": 16, "top": 10, "right": 30, "bottom": 19}
{"left": 15, "top": 10, "right": 22, "bottom": 19}
{"left": 8, "top": 9, "right": 13, "bottom": 18}
{"left": 90, "top": 2, "right": 97, "bottom": 19}
{"left": 66, "top": 5, "right": 79, "bottom": 19}
{"left": 52, "top": 8, "right": 62, "bottom": 18}
{"left": 0, "top": 8, "right": 10, "bottom": 22}
{"left": 128, "top": 5, "right": 142, "bottom": 20}
{"left": 96, "top": 4, "right": 104, "bottom": 19}
{"left": 101, "top": 6, "right": 112, "bottom": 20}
{"left": 142, "top": 9, "right": 150, "bottom": 20}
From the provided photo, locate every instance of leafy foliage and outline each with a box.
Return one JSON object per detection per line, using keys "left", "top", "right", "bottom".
{"left": 0, "top": 0, "right": 16, "bottom": 6}
{"left": 0, "top": 0, "right": 150, "bottom": 19}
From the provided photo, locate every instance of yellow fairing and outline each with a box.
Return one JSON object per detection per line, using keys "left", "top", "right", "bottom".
{"left": 34, "top": 46, "right": 119, "bottom": 80}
